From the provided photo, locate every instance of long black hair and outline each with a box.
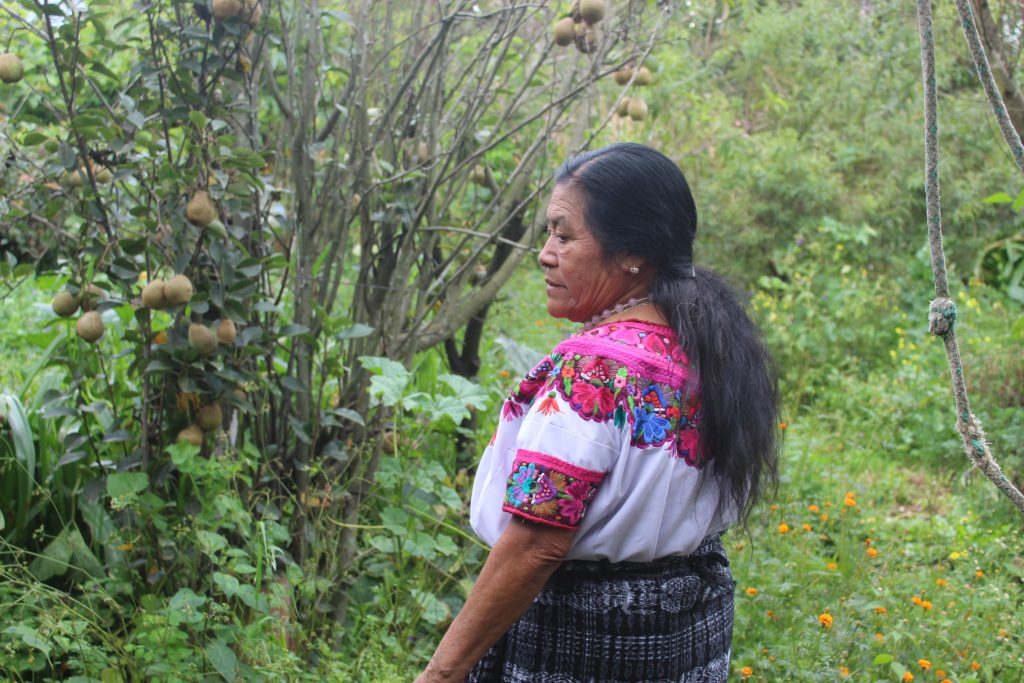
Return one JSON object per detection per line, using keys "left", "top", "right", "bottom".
{"left": 555, "top": 142, "right": 780, "bottom": 524}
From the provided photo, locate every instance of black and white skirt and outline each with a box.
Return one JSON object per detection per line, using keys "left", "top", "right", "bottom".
{"left": 465, "top": 534, "right": 735, "bottom": 683}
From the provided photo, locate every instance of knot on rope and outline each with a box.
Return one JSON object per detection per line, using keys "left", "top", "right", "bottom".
{"left": 928, "top": 297, "right": 957, "bottom": 335}
{"left": 956, "top": 413, "right": 995, "bottom": 470}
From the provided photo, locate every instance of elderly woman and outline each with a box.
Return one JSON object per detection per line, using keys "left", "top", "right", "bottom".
{"left": 416, "top": 143, "right": 780, "bottom": 683}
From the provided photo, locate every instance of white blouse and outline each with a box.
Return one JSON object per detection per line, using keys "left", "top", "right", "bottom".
{"left": 470, "top": 320, "right": 734, "bottom": 562}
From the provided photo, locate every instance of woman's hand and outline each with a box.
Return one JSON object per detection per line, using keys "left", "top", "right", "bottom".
{"left": 415, "top": 518, "right": 573, "bottom": 681}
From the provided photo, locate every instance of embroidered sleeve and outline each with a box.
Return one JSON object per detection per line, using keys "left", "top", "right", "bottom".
{"left": 502, "top": 450, "right": 605, "bottom": 530}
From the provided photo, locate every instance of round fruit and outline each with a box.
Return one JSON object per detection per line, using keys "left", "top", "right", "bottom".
{"left": 417, "top": 141, "right": 429, "bottom": 164}
{"left": 52, "top": 291, "right": 80, "bottom": 317}
{"left": 66, "top": 170, "right": 83, "bottom": 187}
{"left": 0, "top": 53, "right": 24, "bottom": 84}
{"left": 94, "top": 165, "right": 113, "bottom": 183}
{"left": 211, "top": 0, "right": 242, "bottom": 20}
{"left": 76, "top": 311, "right": 104, "bottom": 343}
{"left": 634, "top": 66, "right": 652, "bottom": 86}
{"left": 177, "top": 424, "right": 204, "bottom": 446}
{"left": 197, "top": 403, "right": 223, "bottom": 431}
{"left": 350, "top": 193, "right": 362, "bottom": 212}
{"left": 613, "top": 67, "right": 634, "bottom": 86}
{"left": 627, "top": 97, "right": 648, "bottom": 121}
{"left": 616, "top": 96, "right": 632, "bottom": 117}
{"left": 553, "top": 17, "right": 575, "bottom": 46}
{"left": 164, "top": 274, "right": 194, "bottom": 306}
{"left": 185, "top": 191, "right": 217, "bottom": 227}
{"left": 580, "top": 0, "right": 607, "bottom": 24}
{"left": 470, "top": 165, "right": 488, "bottom": 186}
{"left": 217, "top": 319, "right": 237, "bottom": 345}
{"left": 79, "top": 284, "right": 105, "bottom": 311}
{"left": 188, "top": 323, "right": 217, "bottom": 356}
{"left": 140, "top": 279, "right": 167, "bottom": 309}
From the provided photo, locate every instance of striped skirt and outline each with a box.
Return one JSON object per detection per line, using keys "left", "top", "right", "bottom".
{"left": 465, "top": 534, "right": 735, "bottom": 683}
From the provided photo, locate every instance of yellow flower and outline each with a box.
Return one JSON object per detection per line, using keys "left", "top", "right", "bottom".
{"left": 826, "top": 562, "right": 838, "bottom": 571}
{"left": 843, "top": 495, "right": 857, "bottom": 507}
{"left": 948, "top": 551, "right": 961, "bottom": 560}
{"left": 866, "top": 547, "right": 878, "bottom": 558}
{"left": 778, "top": 522, "right": 790, "bottom": 534}
{"left": 766, "top": 610, "right": 776, "bottom": 619}
{"left": 935, "top": 670, "right": 945, "bottom": 678}
{"left": 745, "top": 587, "right": 759, "bottom": 596}
{"left": 902, "top": 673, "right": 913, "bottom": 683}
{"left": 918, "top": 659, "right": 931, "bottom": 670}
{"left": 818, "top": 612, "right": 833, "bottom": 628}
{"left": 497, "top": 370, "right": 510, "bottom": 378}
{"left": 740, "top": 666, "right": 753, "bottom": 679}
{"left": 875, "top": 632, "right": 885, "bottom": 641}
{"left": 820, "top": 513, "right": 830, "bottom": 522}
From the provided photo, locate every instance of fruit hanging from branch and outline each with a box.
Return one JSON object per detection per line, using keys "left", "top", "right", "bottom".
{"left": 186, "top": 191, "right": 218, "bottom": 227}
{"left": 0, "top": 53, "right": 24, "bottom": 84}
{"left": 76, "top": 311, "right": 105, "bottom": 343}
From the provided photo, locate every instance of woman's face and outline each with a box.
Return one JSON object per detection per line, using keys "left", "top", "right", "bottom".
{"left": 538, "top": 183, "right": 646, "bottom": 323}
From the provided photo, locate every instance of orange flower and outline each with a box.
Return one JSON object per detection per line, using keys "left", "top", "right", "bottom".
{"left": 802, "top": 523, "right": 812, "bottom": 532}
{"left": 740, "top": 666, "right": 753, "bottom": 679}
{"left": 745, "top": 587, "right": 759, "bottom": 596}
{"left": 999, "top": 629, "right": 1009, "bottom": 637}
{"left": 766, "top": 610, "right": 776, "bottom": 619}
{"left": 875, "top": 632, "right": 885, "bottom": 641}
{"left": 778, "top": 522, "right": 790, "bottom": 534}
{"left": 911, "top": 596, "right": 923, "bottom": 606}
{"left": 920, "top": 600, "right": 932, "bottom": 610}
{"left": 820, "top": 513, "right": 830, "bottom": 522}
{"left": 970, "top": 661, "right": 980, "bottom": 671}
{"left": 839, "top": 666, "right": 850, "bottom": 677}
{"left": 918, "top": 659, "right": 931, "bottom": 670}
{"left": 866, "top": 547, "right": 878, "bottom": 558}
{"left": 154, "top": 330, "right": 168, "bottom": 344}
{"left": 844, "top": 494, "right": 857, "bottom": 507}
{"left": 826, "top": 562, "right": 838, "bottom": 571}
{"left": 808, "top": 504, "right": 820, "bottom": 513}
{"left": 902, "top": 673, "right": 914, "bottom": 683}
{"left": 770, "top": 504, "right": 780, "bottom": 511}
{"left": 778, "top": 421, "right": 788, "bottom": 430}
{"left": 497, "top": 370, "right": 510, "bottom": 378}
{"left": 874, "top": 606, "right": 887, "bottom": 614}
{"left": 975, "top": 569, "right": 984, "bottom": 578}
{"left": 934, "top": 578, "right": 947, "bottom": 587}
{"left": 935, "top": 670, "right": 946, "bottom": 678}
{"left": 940, "top": 680, "right": 951, "bottom": 683}
{"left": 819, "top": 612, "right": 833, "bottom": 628}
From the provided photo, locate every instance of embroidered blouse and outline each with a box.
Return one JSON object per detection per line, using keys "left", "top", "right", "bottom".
{"left": 469, "top": 320, "right": 735, "bottom": 562}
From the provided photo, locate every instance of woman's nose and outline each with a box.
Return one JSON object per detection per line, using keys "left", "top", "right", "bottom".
{"left": 538, "top": 235, "right": 557, "bottom": 269}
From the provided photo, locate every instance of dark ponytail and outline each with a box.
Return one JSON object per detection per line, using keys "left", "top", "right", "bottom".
{"left": 555, "top": 143, "right": 780, "bottom": 524}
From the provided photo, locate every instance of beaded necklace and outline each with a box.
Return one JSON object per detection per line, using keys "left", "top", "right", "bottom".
{"left": 581, "top": 297, "right": 652, "bottom": 332}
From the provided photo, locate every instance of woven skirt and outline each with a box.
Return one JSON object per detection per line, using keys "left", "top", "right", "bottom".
{"left": 464, "top": 534, "right": 735, "bottom": 683}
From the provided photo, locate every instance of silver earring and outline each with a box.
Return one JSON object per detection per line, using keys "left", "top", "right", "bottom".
{"left": 628, "top": 266, "right": 639, "bottom": 275}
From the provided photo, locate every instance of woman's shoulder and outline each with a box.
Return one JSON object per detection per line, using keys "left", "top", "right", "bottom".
{"left": 553, "top": 320, "right": 690, "bottom": 387}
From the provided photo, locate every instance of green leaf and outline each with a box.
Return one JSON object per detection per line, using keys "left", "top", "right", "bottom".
{"left": 22, "top": 132, "right": 47, "bottom": 146}
{"left": 872, "top": 653, "right": 893, "bottom": 665}
{"left": 189, "top": 110, "right": 209, "bottom": 130}
{"left": 205, "top": 642, "right": 237, "bottom": 682}
{"left": 982, "top": 192, "right": 1013, "bottom": 204}
{"left": 30, "top": 527, "right": 74, "bottom": 581}
{"left": 107, "top": 472, "right": 149, "bottom": 498}
{"left": 380, "top": 507, "right": 408, "bottom": 535}
{"left": 439, "top": 373, "right": 489, "bottom": 410}
{"left": 336, "top": 323, "right": 375, "bottom": 339}
{"left": 410, "top": 589, "right": 451, "bottom": 625}
{"left": 360, "top": 356, "right": 411, "bottom": 407}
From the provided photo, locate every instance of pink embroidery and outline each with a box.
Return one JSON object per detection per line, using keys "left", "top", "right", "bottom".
{"left": 503, "top": 450, "right": 605, "bottom": 530}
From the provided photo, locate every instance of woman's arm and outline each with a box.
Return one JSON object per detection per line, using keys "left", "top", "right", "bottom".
{"left": 415, "top": 518, "right": 574, "bottom": 683}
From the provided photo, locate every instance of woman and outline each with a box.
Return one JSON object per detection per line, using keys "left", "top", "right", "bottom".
{"left": 416, "top": 143, "right": 780, "bottom": 683}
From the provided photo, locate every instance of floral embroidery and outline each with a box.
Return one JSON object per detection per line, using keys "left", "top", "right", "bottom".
{"left": 538, "top": 391, "right": 561, "bottom": 416}
{"left": 502, "top": 354, "right": 559, "bottom": 421}
{"left": 538, "top": 337, "right": 705, "bottom": 466}
{"left": 503, "top": 450, "right": 605, "bottom": 530}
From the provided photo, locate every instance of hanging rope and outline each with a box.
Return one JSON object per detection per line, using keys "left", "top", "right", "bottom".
{"left": 915, "top": 0, "right": 1024, "bottom": 516}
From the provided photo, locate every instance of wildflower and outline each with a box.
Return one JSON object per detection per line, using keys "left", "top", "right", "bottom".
{"left": 843, "top": 494, "right": 857, "bottom": 507}
{"left": 770, "top": 504, "right": 780, "bottom": 511}
{"left": 745, "top": 587, "right": 759, "bottom": 597}
{"left": 867, "top": 547, "right": 878, "bottom": 558}
{"left": 802, "top": 523, "right": 812, "bottom": 532}
{"left": 154, "top": 330, "right": 168, "bottom": 344}
{"left": 808, "top": 504, "right": 820, "bottom": 513}
{"left": 535, "top": 319, "right": 545, "bottom": 326}
{"left": 498, "top": 370, "right": 510, "bottom": 378}
{"left": 935, "top": 578, "right": 947, "bottom": 587}
{"left": 740, "top": 666, "right": 753, "bottom": 679}
{"left": 766, "top": 610, "right": 776, "bottom": 619}
{"left": 839, "top": 667, "right": 849, "bottom": 677}
{"left": 970, "top": 661, "right": 981, "bottom": 671}
{"left": 911, "top": 596, "right": 923, "bottom": 606}
{"left": 874, "top": 606, "right": 887, "bottom": 614}
{"left": 935, "top": 671, "right": 945, "bottom": 677}
{"left": 819, "top": 613, "right": 833, "bottom": 628}
{"left": 975, "top": 569, "right": 984, "bottom": 578}
{"left": 826, "top": 562, "right": 838, "bottom": 571}
{"left": 902, "top": 673, "right": 914, "bottom": 682}
{"left": 875, "top": 632, "right": 884, "bottom": 641}
{"left": 918, "top": 659, "right": 931, "bottom": 670}
{"left": 778, "top": 522, "right": 790, "bottom": 534}
{"left": 999, "top": 629, "right": 1009, "bottom": 637}
{"left": 778, "top": 420, "right": 788, "bottom": 430}
{"left": 948, "top": 551, "right": 961, "bottom": 560}
{"left": 940, "top": 680, "right": 951, "bottom": 683}
{"left": 921, "top": 601, "right": 932, "bottom": 610}
{"left": 820, "top": 513, "right": 830, "bottom": 522}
